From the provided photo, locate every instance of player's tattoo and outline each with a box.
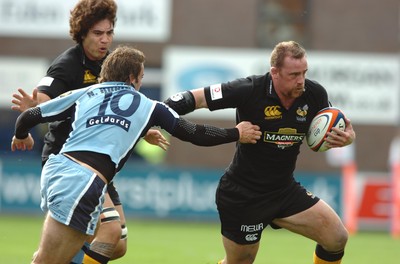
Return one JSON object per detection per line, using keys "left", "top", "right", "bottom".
{"left": 90, "top": 241, "right": 115, "bottom": 257}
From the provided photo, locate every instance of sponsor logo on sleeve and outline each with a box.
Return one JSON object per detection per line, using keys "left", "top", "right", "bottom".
{"left": 210, "top": 84, "right": 223, "bottom": 100}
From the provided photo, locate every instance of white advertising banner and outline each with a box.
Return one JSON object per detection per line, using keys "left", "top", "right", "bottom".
{"left": 0, "top": 57, "right": 48, "bottom": 107}
{"left": 163, "top": 46, "right": 269, "bottom": 120}
{"left": 307, "top": 52, "right": 400, "bottom": 125}
{"left": 0, "top": 0, "right": 171, "bottom": 42}
{"left": 163, "top": 46, "right": 400, "bottom": 125}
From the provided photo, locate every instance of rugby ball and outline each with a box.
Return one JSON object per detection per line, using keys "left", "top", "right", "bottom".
{"left": 306, "top": 107, "right": 346, "bottom": 152}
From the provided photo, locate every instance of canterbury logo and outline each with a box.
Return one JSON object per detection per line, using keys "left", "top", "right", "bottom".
{"left": 83, "top": 70, "right": 98, "bottom": 84}
{"left": 264, "top": 105, "right": 282, "bottom": 120}
{"left": 245, "top": 233, "right": 258, "bottom": 242}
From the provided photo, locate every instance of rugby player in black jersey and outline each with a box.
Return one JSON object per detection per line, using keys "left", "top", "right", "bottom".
{"left": 164, "top": 41, "right": 356, "bottom": 264}
{"left": 10, "top": 1, "right": 167, "bottom": 263}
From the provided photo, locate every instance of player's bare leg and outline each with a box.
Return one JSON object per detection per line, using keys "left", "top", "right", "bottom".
{"left": 32, "top": 213, "right": 87, "bottom": 264}
{"left": 83, "top": 193, "right": 121, "bottom": 263}
{"left": 219, "top": 237, "right": 260, "bottom": 264}
{"left": 273, "top": 199, "right": 348, "bottom": 263}
{"left": 110, "top": 204, "right": 127, "bottom": 259}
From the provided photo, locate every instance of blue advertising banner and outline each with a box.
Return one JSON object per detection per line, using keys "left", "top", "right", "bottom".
{"left": 0, "top": 158, "right": 42, "bottom": 213}
{"left": 0, "top": 158, "right": 342, "bottom": 220}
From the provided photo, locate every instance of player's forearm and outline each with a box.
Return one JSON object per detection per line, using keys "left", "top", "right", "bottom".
{"left": 14, "top": 107, "right": 43, "bottom": 139}
{"left": 172, "top": 118, "right": 239, "bottom": 146}
{"left": 191, "top": 88, "right": 208, "bottom": 109}
{"left": 37, "top": 92, "right": 51, "bottom": 104}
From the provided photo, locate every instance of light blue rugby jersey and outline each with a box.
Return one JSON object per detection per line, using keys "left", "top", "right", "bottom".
{"left": 38, "top": 82, "right": 165, "bottom": 167}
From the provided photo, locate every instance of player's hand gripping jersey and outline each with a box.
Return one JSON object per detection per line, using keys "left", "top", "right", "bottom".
{"left": 14, "top": 82, "right": 240, "bottom": 182}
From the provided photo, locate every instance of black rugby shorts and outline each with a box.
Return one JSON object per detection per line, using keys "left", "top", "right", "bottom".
{"left": 215, "top": 174, "right": 319, "bottom": 244}
{"left": 107, "top": 181, "right": 122, "bottom": 206}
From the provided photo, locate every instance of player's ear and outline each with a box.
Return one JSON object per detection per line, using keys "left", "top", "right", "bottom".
{"left": 270, "top": 67, "right": 279, "bottom": 78}
{"left": 128, "top": 74, "right": 136, "bottom": 87}
{"left": 128, "top": 74, "right": 135, "bottom": 82}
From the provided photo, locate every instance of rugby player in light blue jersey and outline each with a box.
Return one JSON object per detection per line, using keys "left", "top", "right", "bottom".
{"left": 11, "top": 46, "right": 261, "bottom": 264}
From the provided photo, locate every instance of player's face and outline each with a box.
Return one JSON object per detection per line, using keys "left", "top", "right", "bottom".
{"left": 82, "top": 19, "right": 114, "bottom": 61}
{"left": 272, "top": 56, "right": 307, "bottom": 100}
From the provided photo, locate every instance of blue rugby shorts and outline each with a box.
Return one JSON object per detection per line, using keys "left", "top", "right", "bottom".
{"left": 40, "top": 154, "right": 107, "bottom": 235}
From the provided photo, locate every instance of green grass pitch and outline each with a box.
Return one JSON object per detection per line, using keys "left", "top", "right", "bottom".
{"left": 1, "top": 215, "right": 400, "bottom": 263}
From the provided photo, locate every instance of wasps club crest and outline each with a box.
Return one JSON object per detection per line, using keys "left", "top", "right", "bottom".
{"left": 296, "top": 104, "right": 308, "bottom": 122}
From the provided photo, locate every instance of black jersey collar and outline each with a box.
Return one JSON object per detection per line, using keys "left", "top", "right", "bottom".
{"left": 265, "top": 73, "right": 280, "bottom": 100}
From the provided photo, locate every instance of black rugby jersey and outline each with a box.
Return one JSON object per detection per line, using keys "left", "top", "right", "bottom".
{"left": 37, "top": 44, "right": 106, "bottom": 160}
{"left": 204, "top": 73, "right": 329, "bottom": 192}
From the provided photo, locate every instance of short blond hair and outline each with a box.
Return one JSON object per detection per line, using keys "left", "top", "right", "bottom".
{"left": 270, "top": 41, "right": 306, "bottom": 68}
{"left": 99, "top": 46, "right": 145, "bottom": 83}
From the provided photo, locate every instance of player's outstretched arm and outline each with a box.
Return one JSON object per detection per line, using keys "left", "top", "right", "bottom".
{"left": 170, "top": 118, "right": 260, "bottom": 147}
{"left": 11, "top": 133, "right": 34, "bottom": 151}
{"left": 152, "top": 102, "right": 260, "bottom": 146}
{"left": 236, "top": 121, "right": 261, "bottom": 144}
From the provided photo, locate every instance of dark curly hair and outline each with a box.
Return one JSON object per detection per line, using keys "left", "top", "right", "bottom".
{"left": 69, "top": 0, "right": 117, "bottom": 44}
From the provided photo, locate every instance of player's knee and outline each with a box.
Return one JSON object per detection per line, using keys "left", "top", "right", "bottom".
{"left": 111, "top": 239, "right": 128, "bottom": 259}
{"left": 110, "top": 224, "right": 128, "bottom": 259}
{"left": 335, "top": 225, "right": 348, "bottom": 248}
{"left": 324, "top": 226, "right": 348, "bottom": 251}
{"left": 100, "top": 207, "right": 122, "bottom": 243}
{"left": 101, "top": 222, "right": 122, "bottom": 244}
{"left": 336, "top": 227, "right": 349, "bottom": 248}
